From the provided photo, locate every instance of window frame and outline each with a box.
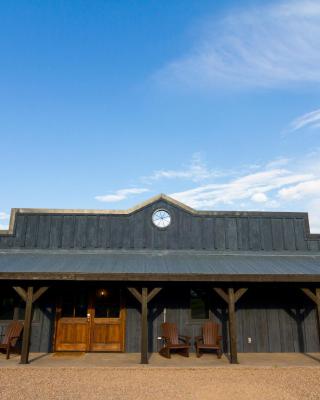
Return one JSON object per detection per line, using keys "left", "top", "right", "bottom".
{"left": 189, "top": 288, "right": 210, "bottom": 322}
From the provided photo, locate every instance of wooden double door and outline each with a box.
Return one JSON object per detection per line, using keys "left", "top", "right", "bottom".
{"left": 55, "top": 287, "right": 125, "bottom": 352}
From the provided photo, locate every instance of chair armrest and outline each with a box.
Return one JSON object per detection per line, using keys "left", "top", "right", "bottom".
{"left": 160, "top": 336, "right": 170, "bottom": 344}
{"left": 9, "top": 336, "right": 20, "bottom": 344}
{"left": 179, "top": 335, "right": 191, "bottom": 344}
{"left": 194, "top": 336, "right": 203, "bottom": 344}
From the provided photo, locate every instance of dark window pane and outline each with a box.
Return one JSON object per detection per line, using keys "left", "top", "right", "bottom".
{"left": 75, "top": 292, "right": 88, "bottom": 317}
{"left": 60, "top": 289, "right": 88, "bottom": 318}
{"left": 18, "top": 306, "right": 40, "bottom": 322}
{"left": 94, "top": 288, "right": 120, "bottom": 318}
{"left": 190, "top": 289, "right": 209, "bottom": 319}
{"left": 61, "top": 293, "right": 75, "bottom": 317}
{"left": 0, "top": 297, "right": 15, "bottom": 320}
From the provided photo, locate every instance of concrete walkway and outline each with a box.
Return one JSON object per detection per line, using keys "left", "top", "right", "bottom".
{"left": 1, "top": 352, "right": 320, "bottom": 368}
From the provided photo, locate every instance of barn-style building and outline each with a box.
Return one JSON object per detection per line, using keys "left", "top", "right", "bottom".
{"left": 0, "top": 194, "right": 320, "bottom": 364}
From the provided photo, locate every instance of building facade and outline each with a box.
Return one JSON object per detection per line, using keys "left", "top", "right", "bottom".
{"left": 0, "top": 194, "right": 320, "bottom": 363}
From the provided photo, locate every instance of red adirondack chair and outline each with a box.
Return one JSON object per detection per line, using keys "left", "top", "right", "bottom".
{"left": 195, "top": 321, "right": 222, "bottom": 358}
{"left": 159, "top": 322, "right": 191, "bottom": 358}
{"left": 0, "top": 321, "right": 24, "bottom": 359}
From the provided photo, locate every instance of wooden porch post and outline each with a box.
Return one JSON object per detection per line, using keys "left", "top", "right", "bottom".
{"left": 213, "top": 287, "right": 247, "bottom": 364}
{"left": 127, "top": 287, "right": 162, "bottom": 364}
{"left": 20, "top": 286, "right": 33, "bottom": 364}
{"left": 141, "top": 288, "right": 148, "bottom": 364}
{"left": 301, "top": 288, "right": 320, "bottom": 345}
{"left": 13, "top": 286, "right": 49, "bottom": 364}
{"left": 228, "top": 288, "right": 237, "bottom": 364}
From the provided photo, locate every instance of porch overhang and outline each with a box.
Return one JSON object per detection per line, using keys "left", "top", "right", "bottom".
{"left": 0, "top": 249, "right": 320, "bottom": 282}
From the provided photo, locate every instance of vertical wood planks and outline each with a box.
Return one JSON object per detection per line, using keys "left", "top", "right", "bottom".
{"left": 271, "top": 219, "right": 284, "bottom": 250}
{"left": 49, "top": 216, "right": 63, "bottom": 248}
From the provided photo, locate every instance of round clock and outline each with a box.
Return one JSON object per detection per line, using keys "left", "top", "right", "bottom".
{"left": 152, "top": 209, "right": 171, "bottom": 228}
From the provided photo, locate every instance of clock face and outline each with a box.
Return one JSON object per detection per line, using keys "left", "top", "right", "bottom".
{"left": 152, "top": 209, "right": 171, "bottom": 228}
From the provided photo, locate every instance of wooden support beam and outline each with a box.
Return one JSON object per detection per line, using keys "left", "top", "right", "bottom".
{"left": 12, "top": 286, "right": 50, "bottom": 364}
{"left": 20, "top": 286, "right": 33, "bottom": 364}
{"left": 32, "top": 287, "right": 49, "bottom": 303}
{"left": 301, "top": 288, "right": 319, "bottom": 305}
{"left": 147, "top": 288, "right": 162, "bottom": 303}
{"left": 213, "top": 287, "right": 247, "bottom": 364}
{"left": 13, "top": 286, "right": 49, "bottom": 304}
{"left": 316, "top": 289, "right": 320, "bottom": 344}
{"left": 213, "top": 287, "right": 229, "bottom": 303}
{"left": 234, "top": 288, "right": 248, "bottom": 303}
{"left": 13, "top": 286, "right": 27, "bottom": 302}
{"left": 301, "top": 288, "right": 320, "bottom": 346}
{"left": 127, "top": 287, "right": 142, "bottom": 304}
{"left": 127, "top": 287, "right": 162, "bottom": 364}
{"left": 141, "top": 288, "right": 148, "bottom": 364}
{"left": 228, "top": 288, "right": 238, "bottom": 364}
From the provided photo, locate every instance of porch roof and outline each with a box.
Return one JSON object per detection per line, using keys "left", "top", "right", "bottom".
{"left": 0, "top": 249, "right": 320, "bottom": 282}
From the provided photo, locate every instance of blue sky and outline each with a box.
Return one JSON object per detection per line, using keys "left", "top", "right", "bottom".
{"left": 1, "top": 0, "right": 320, "bottom": 231}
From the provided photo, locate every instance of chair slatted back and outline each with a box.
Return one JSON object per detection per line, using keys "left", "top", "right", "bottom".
{"left": 203, "top": 322, "right": 220, "bottom": 345}
{"left": 161, "top": 323, "right": 179, "bottom": 345}
{"left": 2, "top": 321, "right": 23, "bottom": 346}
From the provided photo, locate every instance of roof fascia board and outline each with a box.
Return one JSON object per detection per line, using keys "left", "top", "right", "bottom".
{"left": 1, "top": 272, "right": 320, "bottom": 282}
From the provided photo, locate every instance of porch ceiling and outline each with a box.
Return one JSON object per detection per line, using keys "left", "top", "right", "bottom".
{"left": 0, "top": 249, "right": 320, "bottom": 282}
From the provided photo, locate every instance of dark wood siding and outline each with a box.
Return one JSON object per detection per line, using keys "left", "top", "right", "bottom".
{"left": 1, "top": 199, "right": 319, "bottom": 251}
{"left": 125, "top": 285, "right": 320, "bottom": 353}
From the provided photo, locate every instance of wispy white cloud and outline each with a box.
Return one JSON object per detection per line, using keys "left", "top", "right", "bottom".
{"left": 141, "top": 153, "right": 227, "bottom": 183}
{"left": 95, "top": 188, "right": 149, "bottom": 203}
{"left": 0, "top": 212, "right": 9, "bottom": 220}
{"left": 278, "top": 179, "right": 320, "bottom": 200}
{"left": 251, "top": 192, "right": 268, "bottom": 203}
{"left": 288, "top": 108, "right": 320, "bottom": 132}
{"left": 170, "top": 168, "right": 312, "bottom": 209}
{"left": 0, "top": 212, "right": 9, "bottom": 230}
{"left": 155, "top": 0, "right": 320, "bottom": 89}
{"left": 168, "top": 151, "right": 320, "bottom": 232}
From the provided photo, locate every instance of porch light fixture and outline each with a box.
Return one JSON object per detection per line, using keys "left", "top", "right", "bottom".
{"left": 97, "top": 288, "right": 108, "bottom": 297}
{"left": 152, "top": 209, "right": 171, "bottom": 228}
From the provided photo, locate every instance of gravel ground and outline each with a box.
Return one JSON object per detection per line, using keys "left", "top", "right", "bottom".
{"left": 1, "top": 367, "right": 320, "bottom": 400}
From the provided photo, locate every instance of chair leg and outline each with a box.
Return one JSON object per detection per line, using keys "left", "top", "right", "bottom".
{"left": 166, "top": 347, "right": 171, "bottom": 359}
{"left": 217, "top": 348, "right": 222, "bottom": 359}
{"left": 196, "top": 345, "right": 201, "bottom": 358}
{"left": 160, "top": 346, "right": 171, "bottom": 359}
{"left": 181, "top": 348, "right": 189, "bottom": 357}
{"left": 6, "top": 345, "right": 10, "bottom": 360}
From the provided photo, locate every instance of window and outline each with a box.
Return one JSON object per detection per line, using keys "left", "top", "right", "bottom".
{"left": 60, "top": 291, "right": 88, "bottom": 318}
{"left": 190, "top": 289, "right": 209, "bottom": 320}
{"left": 152, "top": 209, "right": 171, "bottom": 228}
{"left": 0, "top": 288, "right": 40, "bottom": 321}
{"left": 0, "top": 296, "right": 16, "bottom": 320}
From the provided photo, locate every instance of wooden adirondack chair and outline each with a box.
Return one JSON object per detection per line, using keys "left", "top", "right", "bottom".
{"left": 159, "top": 322, "right": 191, "bottom": 358}
{"left": 195, "top": 321, "right": 222, "bottom": 358}
{"left": 0, "top": 321, "right": 24, "bottom": 359}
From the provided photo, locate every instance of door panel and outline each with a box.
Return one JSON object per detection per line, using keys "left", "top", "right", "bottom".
{"left": 89, "top": 288, "right": 125, "bottom": 352}
{"left": 55, "top": 287, "right": 125, "bottom": 352}
{"left": 90, "top": 318, "right": 122, "bottom": 351}
{"left": 55, "top": 318, "right": 89, "bottom": 351}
